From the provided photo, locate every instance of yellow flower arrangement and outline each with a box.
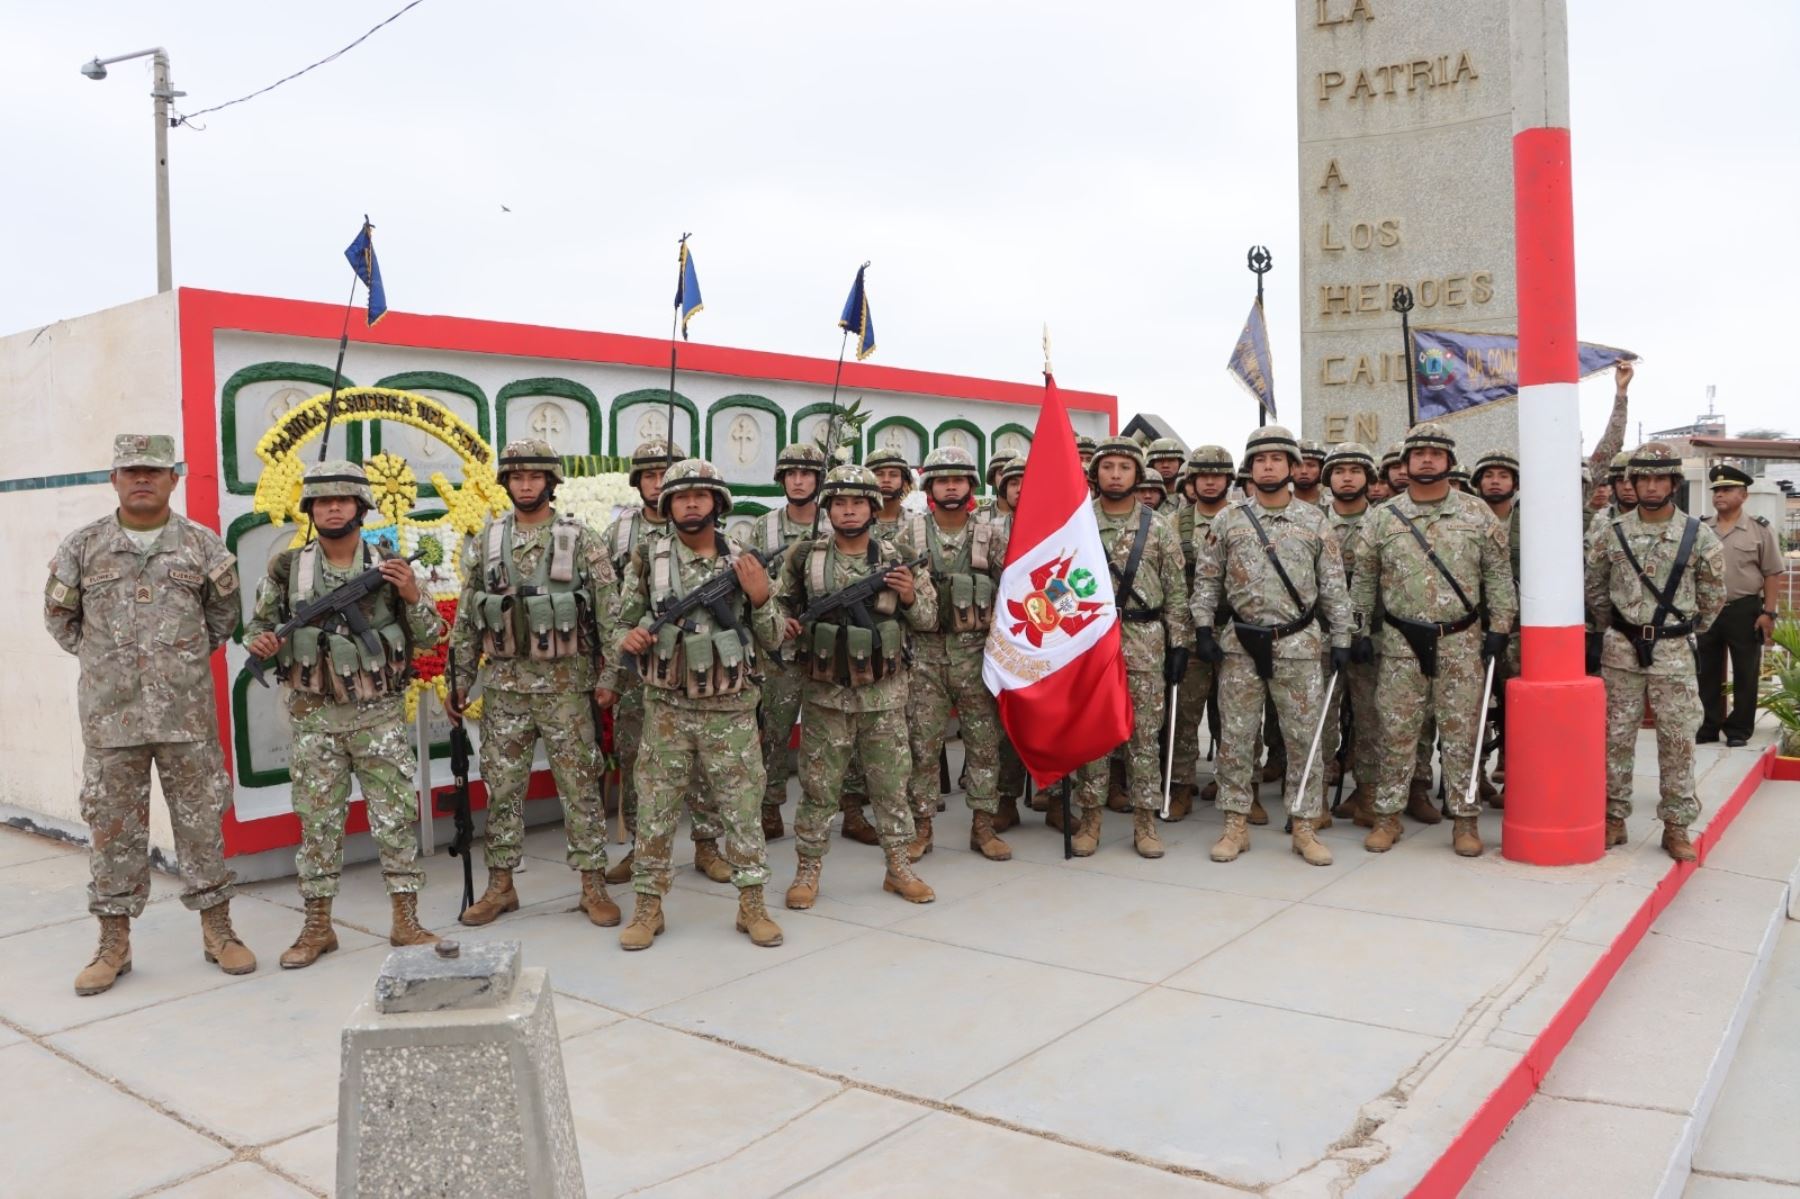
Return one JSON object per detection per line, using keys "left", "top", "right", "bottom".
{"left": 364, "top": 452, "right": 418, "bottom": 524}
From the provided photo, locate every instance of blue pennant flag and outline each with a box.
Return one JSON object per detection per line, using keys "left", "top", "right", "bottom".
{"left": 1412, "top": 328, "right": 1636, "bottom": 420}
{"left": 675, "top": 238, "right": 703, "bottom": 339}
{"left": 1226, "top": 297, "right": 1276, "bottom": 418}
{"left": 838, "top": 263, "right": 876, "bottom": 360}
{"left": 343, "top": 217, "right": 387, "bottom": 326}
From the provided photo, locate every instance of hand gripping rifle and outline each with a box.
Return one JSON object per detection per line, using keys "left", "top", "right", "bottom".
{"left": 442, "top": 643, "right": 476, "bottom": 917}
{"left": 798, "top": 555, "right": 928, "bottom": 628}
{"left": 247, "top": 549, "right": 426, "bottom": 687}
{"left": 637, "top": 539, "right": 790, "bottom": 690}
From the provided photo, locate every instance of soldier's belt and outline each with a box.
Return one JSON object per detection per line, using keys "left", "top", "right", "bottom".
{"left": 1119, "top": 608, "right": 1164, "bottom": 623}
{"left": 1609, "top": 610, "right": 1693, "bottom": 641}
{"left": 1384, "top": 611, "right": 1479, "bottom": 679}
{"left": 1230, "top": 606, "right": 1316, "bottom": 681}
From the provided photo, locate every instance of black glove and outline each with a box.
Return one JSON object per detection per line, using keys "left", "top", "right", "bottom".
{"left": 1164, "top": 646, "right": 1190, "bottom": 686}
{"left": 1482, "top": 631, "right": 1508, "bottom": 662}
{"left": 1350, "top": 635, "right": 1374, "bottom": 665}
{"left": 1585, "top": 629, "right": 1603, "bottom": 674}
{"left": 1329, "top": 646, "right": 1352, "bottom": 674}
{"left": 1194, "top": 627, "right": 1224, "bottom": 664}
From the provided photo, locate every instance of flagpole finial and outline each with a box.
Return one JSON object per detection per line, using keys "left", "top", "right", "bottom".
{"left": 1042, "top": 323, "right": 1053, "bottom": 376}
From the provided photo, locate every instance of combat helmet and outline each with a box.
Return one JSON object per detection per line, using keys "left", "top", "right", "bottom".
{"left": 1146, "top": 437, "right": 1187, "bottom": 469}
{"left": 1380, "top": 442, "right": 1405, "bottom": 475}
{"left": 1298, "top": 438, "right": 1328, "bottom": 465}
{"left": 1472, "top": 449, "right": 1521, "bottom": 485}
{"left": 628, "top": 438, "right": 674, "bottom": 488}
{"left": 1184, "top": 444, "right": 1235, "bottom": 477}
{"left": 497, "top": 438, "right": 564, "bottom": 484}
{"left": 1244, "top": 425, "right": 1302, "bottom": 465}
{"left": 1087, "top": 435, "right": 1147, "bottom": 486}
{"left": 999, "top": 454, "right": 1028, "bottom": 487}
{"left": 1403, "top": 421, "right": 1458, "bottom": 467}
{"left": 985, "top": 448, "right": 1017, "bottom": 489}
{"left": 818, "top": 462, "right": 883, "bottom": 505}
{"left": 300, "top": 459, "right": 375, "bottom": 512}
{"left": 1323, "top": 441, "right": 1376, "bottom": 476}
{"left": 1448, "top": 466, "right": 1471, "bottom": 489}
{"left": 657, "top": 458, "right": 733, "bottom": 518}
{"left": 1608, "top": 450, "right": 1632, "bottom": 480}
{"left": 864, "top": 445, "right": 915, "bottom": 491}
{"left": 1626, "top": 441, "right": 1684, "bottom": 481}
{"left": 1074, "top": 434, "right": 1099, "bottom": 458}
{"left": 772, "top": 442, "right": 827, "bottom": 484}
{"left": 919, "top": 445, "right": 980, "bottom": 488}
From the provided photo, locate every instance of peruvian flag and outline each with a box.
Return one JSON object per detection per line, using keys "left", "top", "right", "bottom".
{"left": 982, "top": 372, "right": 1133, "bottom": 785}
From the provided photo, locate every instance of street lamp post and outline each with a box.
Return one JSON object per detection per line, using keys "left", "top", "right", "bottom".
{"left": 80, "top": 47, "right": 184, "bottom": 293}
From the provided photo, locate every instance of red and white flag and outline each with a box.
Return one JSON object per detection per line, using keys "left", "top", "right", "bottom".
{"left": 982, "top": 373, "right": 1132, "bottom": 785}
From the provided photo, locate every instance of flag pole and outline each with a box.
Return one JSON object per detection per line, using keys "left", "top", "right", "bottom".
{"left": 667, "top": 232, "right": 691, "bottom": 458}
{"left": 1247, "top": 246, "right": 1273, "bottom": 425}
{"left": 316, "top": 268, "right": 362, "bottom": 464}
{"left": 1392, "top": 284, "right": 1417, "bottom": 427}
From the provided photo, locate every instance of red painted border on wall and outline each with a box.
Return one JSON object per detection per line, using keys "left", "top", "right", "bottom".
{"left": 177, "top": 287, "right": 1116, "bottom": 857}
{"left": 1409, "top": 746, "right": 1777, "bottom": 1197}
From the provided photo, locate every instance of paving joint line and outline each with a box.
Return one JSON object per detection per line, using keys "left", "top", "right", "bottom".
{"left": 612, "top": 1086, "right": 855, "bottom": 1196}
{"left": 1532, "top": 1090, "right": 1689, "bottom": 1116}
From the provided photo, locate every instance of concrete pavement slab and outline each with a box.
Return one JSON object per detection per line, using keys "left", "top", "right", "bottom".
{"left": 888, "top": 867, "right": 1288, "bottom": 984}
{"left": 1700, "top": 781, "right": 1800, "bottom": 884}
{"left": 1166, "top": 903, "right": 1544, "bottom": 1038}
{"left": 48, "top": 941, "right": 392, "bottom": 1146}
{"left": 0, "top": 891, "right": 376, "bottom": 1035}
{"left": 559, "top": 1017, "right": 841, "bottom": 1197}
{"left": 1305, "top": 841, "right": 1606, "bottom": 935}
{"left": 0, "top": 851, "right": 179, "bottom": 938}
{"left": 629, "top": 1088, "right": 927, "bottom": 1199}
{"left": 651, "top": 929, "right": 1142, "bottom": 1099}
{"left": 153, "top": 1159, "right": 317, "bottom": 1198}
{"left": 1692, "top": 921, "right": 1800, "bottom": 1185}
{"left": 0, "top": 1041, "right": 231, "bottom": 1196}
{"left": 954, "top": 986, "right": 1441, "bottom": 1187}
{"left": 261, "top": 1124, "right": 336, "bottom": 1196}
{"left": 1464, "top": 1094, "right": 1688, "bottom": 1198}
{"left": 1562, "top": 877, "right": 1658, "bottom": 946}
{"left": 0, "top": 1022, "right": 22, "bottom": 1049}
{"left": 1686, "top": 1177, "right": 1800, "bottom": 1198}
{"left": 787, "top": 1110, "right": 1250, "bottom": 1198}
{"left": 1064, "top": 820, "right": 1385, "bottom": 903}
{"left": 1342, "top": 1041, "right": 1526, "bottom": 1199}
{"left": 0, "top": 825, "right": 77, "bottom": 868}
{"left": 1491, "top": 935, "right": 1609, "bottom": 1042}
{"left": 1651, "top": 868, "right": 1791, "bottom": 955}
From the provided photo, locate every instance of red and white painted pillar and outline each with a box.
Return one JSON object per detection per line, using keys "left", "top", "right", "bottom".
{"left": 1503, "top": 0, "right": 1605, "bottom": 864}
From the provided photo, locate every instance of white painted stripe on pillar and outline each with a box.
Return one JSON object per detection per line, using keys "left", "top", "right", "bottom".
{"left": 1510, "top": 0, "right": 1571, "bottom": 132}
{"left": 1518, "top": 380, "right": 1584, "bottom": 626}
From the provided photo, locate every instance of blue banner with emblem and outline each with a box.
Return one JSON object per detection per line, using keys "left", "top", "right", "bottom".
{"left": 1412, "top": 327, "right": 1635, "bottom": 420}
{"left": 675, "top": 237, "right": 703, "bottom": 339}
{"left": 838, "top": 263, "right": 876, "bottom": 360}
{"left": 1226, "top": 298, "right": 1276, "bottom": 418}
{"left": 343, "top": 217, "right": 387, "bottom": 325}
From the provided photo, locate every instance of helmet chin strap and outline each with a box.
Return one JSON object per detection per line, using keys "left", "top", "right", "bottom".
{"left": 512, "top": 484, "right": 552, "bottom": 513}
{"left": 1636, "top": 490, "right": 1673, "bottom": 511}
{"left": 1483, "top": 485, "right": 1517, "bottom": 504}
{"left": 935, "top": 493, "right": 967, "bottom": 510}
{"left": 834, "top": 518, "right": 873, "bottom": 538}
{"left": 1408, "top": 469, "right": 1448, "bottom": 486}
{"left": 1253, "top": 475, "right": 1291, "bottom": 494}
{"left": 674, "top": 513, "right": 713, "bottom": 533}
{"left": 1331, "top": 483, "right": 1369, "bottom": 502}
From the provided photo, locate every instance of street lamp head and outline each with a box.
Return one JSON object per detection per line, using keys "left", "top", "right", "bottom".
{"left": 81, "top": 58, "right": 108, "bottom": 80}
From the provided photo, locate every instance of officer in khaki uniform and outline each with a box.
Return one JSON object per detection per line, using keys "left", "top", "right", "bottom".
{"left": 46, "top": 434, "right": 256, "bottom": 996}
{"left": 1697, "top": 463, "right": 1784, "bottom": 747}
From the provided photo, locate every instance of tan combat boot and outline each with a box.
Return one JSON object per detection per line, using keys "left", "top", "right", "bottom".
{"left": 1164, "top": 782, "right": 1194, "bottom": 822}
{"left": 734, "top": 886, "right": 784, "bottom": 947}
{"left": 1248, "top": 795, "right": 1270, "bottom": 826}
{"left": 1479, "top": 771, "right": 1502, "bottom": 808}
{"left": 970, "top": 811, "right": 1013, "bottom": 861}
{"left": 883, "top": 847, "right": 936, "bottom": 903}
{"left": 1452, "top": 817, "right": 1483, "bottom": 858}
{"left": 1662, "top": 823, "right": 1697, "bottom": 863}
{"left": 618, "top": 893, "right": 665, "bottom": 950}
{"left": 388, "top": 892, "right": 440, "bottom": 947}
{"left": 1259, "top": 756, "right": 1286, "bottom": 784}
{"left": 1291, "top": 818, "right": 1333, "bottom": 866}
{"left": 1071, "top": 806, "right": 1103, "bottom": 857}
{"left": 993, "top": 792, "right": 1021, "bottom": 833}
{"left": 1133, "top": 809, "right": 1164, "bottom": 859}
{"left": 761, "top": 805, "right": 785, "bottom": 841}
{"left": 907, "top": 813, "right": 934, "bottom": 862}
{"left": 280, "top": 898, "right": 338, "bottom": 969}
{"left": 1211, "top": 813, "right": 1251, "bottom": 863}
{"left": 1347, "top": 785, "right": 1376, "bottom": 828}
{"left": 693, "top": 839, "right": 733, "bottom": 883}
{"left": 74, "top": 914, "right": 132, "bottom": 996}
{"left": 1315, "top": 806, "right": 1334, "bottom": 830}
{"left": 605, "top": 850, "right": 635, "bottom": 886}
{"left": 460, "top": 868, "right": 519, "bottom": 926}
{"left": 786, "top": 855, "right": 823, "bottom": 909}
{"left": 1406, "top": 779, "right": 1443, "bottom": 825}
{"left": 1106, "top": 779, "right": 1131, "bottom": 813}
{"left": 580, "top": 871, "right": 622, "bottom": 927}
{"left": 200, "top": 901, "right": 256, "bottom": 975}
{"left": 1364, "top": 813, "right": 1404, "bottom": 853}
{"left": 1045, "top": 797, "right": 1066, "bottom": 832}
{"left": 841, "top": 802, "right": 881, "bottom": 845}
{"left": 1605, "top": 816, "right": 1628, "bottom": 848}
{"left": 1324, "top": 760, "right": 1342, "bottom": 788}
{"left": 1200, "top": 779, "right": 1219, "bottom": 804}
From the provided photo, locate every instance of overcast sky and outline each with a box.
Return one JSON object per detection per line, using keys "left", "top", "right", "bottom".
{"left": 6, "top": 1, "right": 1797, "bottom": 454}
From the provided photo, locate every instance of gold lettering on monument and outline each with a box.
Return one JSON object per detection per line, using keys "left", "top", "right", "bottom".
{"left": 1315, "top": 0, "right": 1374, "bottom": 26}
{"left": 1318, "top": 50, "right": 1479, "bottom": 104}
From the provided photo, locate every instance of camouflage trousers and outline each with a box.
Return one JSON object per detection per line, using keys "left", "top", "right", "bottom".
{"left": 1372, "top": 630, "right": 1485, "bottom": 819}
{"left": 631, "top": 693, "right": 769, "bottom": 896}
{"left": 290, "top": 717, "right": 423, "bottom": 899}
{"left": 1169, "top": 656, "right": 1217, "bottom": 789}
{"left": 1602, "top": 663, "right": 1703, "bottom": 827}
{"left": 1415, "top": 713, "right": 1437, "bottom": 787}
{"left": 997, "top": 729, "right": 1025, "bottom": 799}
{"left": 478, "top": 689, "right": 607, "bottom": 873}
{"left": 758, "top": 657, "right": 806, "bottom": 810}
{"left": 907, "top": 633, "right": 997, "bottom": 816}
{"left": 1322, "top": 658, "right": 1381, "bottom": 792}
{"left": 1213, "top": 654, "right": 1327, "bottom": 820}
{"left": 615, "top": 681, "right": 721, "bottom": 841}
{"left": 797, "top": 701, "right": 916, "bottom": 855}
{"left": 1075, "top": 669, "right": 1165, "bottom": 811}
{"left": 79, "top": 740, "right": 235, "bottom": 918}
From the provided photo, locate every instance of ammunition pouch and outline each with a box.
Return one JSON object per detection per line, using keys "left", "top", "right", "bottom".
{"left": 1230, "top": 607, "right": 1316, "bottom": 680}
{"left": 1386, "top": 611, "right": 1479, "bottom": 679}
{"left": 945, "top": 571, "right": 995, "bottom": 634}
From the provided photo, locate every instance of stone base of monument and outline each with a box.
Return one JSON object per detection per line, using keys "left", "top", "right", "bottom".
{"left": 337, "top": 940, "right": 583, "bottom": 1198}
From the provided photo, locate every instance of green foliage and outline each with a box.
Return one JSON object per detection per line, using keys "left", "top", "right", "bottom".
{"left": 416, "top": 533, "right": 445, "bottom": 567}
{"left": 813, "top": 399, "right": 868, "bottom": 463}
{"left": 1758, "top": 618, "right": 1800, "bottom": 750}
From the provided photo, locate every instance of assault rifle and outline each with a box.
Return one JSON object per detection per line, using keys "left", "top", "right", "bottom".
{"left": 247, "top": 548, "right": 426, "bottom": 687}
{"left": 798, "top": 556, "right": 928, "bottom": 627}
{"left": 442, "top": 644, "right": 476, "bottom": 917}
{"left": 642, "top": 540, "right": 789, "bottom": 645}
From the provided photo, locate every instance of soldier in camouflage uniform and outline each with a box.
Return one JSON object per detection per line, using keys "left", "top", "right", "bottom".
{"left": 897, "top": 447, "right": 1013, "bottom": 862}
{"left": 1191, "top": 427, "right": 1352, "bottom": 866}
{"left": 1076, "top": 434, "right": 1099, "bottom": 495}
{"left": 1321, "top": 443, "right": 1383, "bottom": 822}
{"left": 1590, "top": 450, "right": 1637, "bottom": 539}
{"left": 751, "top": 443, "right": 827, "bottom": 840}
{"left": 597, "top": 440, "right": 727, "bottom": 886}
{"left": 1585, "top": 443, "right": 1725, "bottom": 861}
{"left": 448, "top": 439, "right": 621, "bottom": 928}
{"left": 1066, "top": 437, "right": 1193, "bottom": 858}
{"left": 776, "top": 465, "right": 938, "bottom": 907}
{"left": 1292, "top": 439, "right": 1327, "bottom": 507}
{"left": 1146, "top": 438, "right": 1187, "bottom": 493}
{"left": 1349, "top": 423, "right": 1517, "bottom": 857}
{"left": 47, "top": 434, "right": 255, "bottom": 996}
{"left": 992, "top": 454, "right": 1030, "bottom": 820}
{"left": 984, "top": 449, "right": 1018, "bottom": 522}
{"left": 1135, "top": 473, "right": 1172, "bottom": 513}
{"left": 602, "top": 459, "right": 785, "bottom": 949}
{"left": 1472, "top": 448, "right": 1522, "bottom": 808}
{"left": 245, "top": 462, "right": 446, "bottom": 965}
{"left": 1165, "top": 446, "right": 1235, "bottom": 820}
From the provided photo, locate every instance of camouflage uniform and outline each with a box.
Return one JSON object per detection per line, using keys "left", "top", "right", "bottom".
{"left": 1320, "top": 444, "right": 1382, "bottom": 797}
{"left": 1191, "top": 429, "right": 1352, "bottom": 830}
{"left": 752, "top": 444, "right": 827, "bottom": 821}
{"left": 1350, "top": 425, "right": 1517, "bottom": 843}
{"left": 1168, "top": 447, "right": 1234, "bottom": 799}
{"left": 44, "top": 436, "right": 241, "bottom": 918}
{"left": 605, "top": 461, "right": 783, "bottom": 897}
{"left": 449, "top": 442, "right": 618, "bottom": 876}
{"left": 1585, "top": 446, "right": 1725, "bottom": 833}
